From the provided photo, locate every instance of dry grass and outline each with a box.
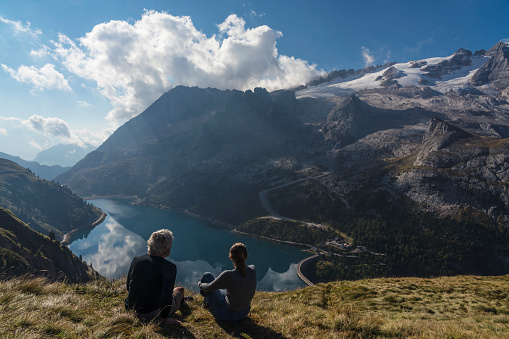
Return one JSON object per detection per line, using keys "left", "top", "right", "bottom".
{"left": 0, "top": 275, "right": 508, "bottom": 338}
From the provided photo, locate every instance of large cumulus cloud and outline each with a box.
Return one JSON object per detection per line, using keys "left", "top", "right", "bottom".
{"left": 53, "top": 11, "right": 323, "bottom": 122}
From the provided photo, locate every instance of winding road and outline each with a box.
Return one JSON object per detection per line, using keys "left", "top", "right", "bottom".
{"left": 259, "top": 171, "right": 332, "bottom": 229}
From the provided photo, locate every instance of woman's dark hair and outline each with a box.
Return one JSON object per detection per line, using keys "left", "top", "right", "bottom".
{"left": 230, "top": 243, "right": 248, "bottom": 277}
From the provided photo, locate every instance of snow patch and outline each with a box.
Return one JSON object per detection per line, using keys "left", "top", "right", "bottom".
{"left": 296, "top": 52, "right": 491, "bottom": 99}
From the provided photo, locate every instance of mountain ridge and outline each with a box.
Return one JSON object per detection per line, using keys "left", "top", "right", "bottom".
{"left": 0, "top": 152, "right": 69, "bottom": 181}
{"left": 297, "top": 41, "right": 509, "bottom": 99}
{"left": 34, "top": 143, "right": 97, "bottom": 167}
{"left": 55, "top": 41, "right": 509, "bottom": 279}
{"left": 0, "top": 158, "right": 103, "bottom": 238}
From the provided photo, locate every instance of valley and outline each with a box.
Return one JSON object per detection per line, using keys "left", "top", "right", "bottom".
{"left": 50, "top": 41, "right": 509, "bottom": 282}
{"left": 2, "top": 42, "right": 509, "bottom": 285}
{"left": 1, "top": 4, "right": 509, "bottom": 337}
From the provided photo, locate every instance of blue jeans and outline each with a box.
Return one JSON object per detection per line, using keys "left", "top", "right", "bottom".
{"left": 199, "top": 272, "right": 250, "bottom": 322}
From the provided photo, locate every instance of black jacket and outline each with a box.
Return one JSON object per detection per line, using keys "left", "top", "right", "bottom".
{"left": 125, "top": 254, "right": 177, "bottom": 318}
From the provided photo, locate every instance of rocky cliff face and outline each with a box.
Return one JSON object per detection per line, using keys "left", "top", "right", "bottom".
{"left": 57, "top": 86, "right": 328, "bottom": 222}
{"left": 394, "top": 118, "right": 509, "bottom": 218}
{"left": 57, "top": 43, "right": 509, "bottom": 229}
{"left": 470, "top": 42, "right": 509, "bottom": 97}
{"left": 375, "top": 66, "right": 404, "bottom": 87}
{"left": 421, "top": 48, "right": 473, "bottom": 79}
{"left": 414, "top": 117, "right": 474, "bottom": 167}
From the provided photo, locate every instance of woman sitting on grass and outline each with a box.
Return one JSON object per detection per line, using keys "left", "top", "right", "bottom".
{"left": 198, "top": 242, "right": 257, "bottom": 321}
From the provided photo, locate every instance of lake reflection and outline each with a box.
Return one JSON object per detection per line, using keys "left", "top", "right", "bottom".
{"left": 69, "top": 199, "right": 309, "bottom": 291}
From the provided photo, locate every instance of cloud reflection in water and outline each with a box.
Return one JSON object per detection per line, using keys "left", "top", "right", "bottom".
{"left": 171, "top": 259, "right": 224, "bottom": 291}
{"left": 70, "top": 199, "right": 307, "bottom": 291}
{"left": 71, "top": 219, "right": 146, "bottom": 279}
{"left": 259, "top": 263, "right": 303, "bottom": 292}
{"left": 171, "top": 259, "right": 303, "bottom": 292}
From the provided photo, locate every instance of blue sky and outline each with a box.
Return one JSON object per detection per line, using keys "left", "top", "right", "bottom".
{"left": 1, "top": 0, "right": 508, "bottom": 160}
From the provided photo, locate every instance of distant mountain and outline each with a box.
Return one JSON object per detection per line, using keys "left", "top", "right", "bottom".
{"left": 297, "top": 42, "right": 509, "bottom": 99}
{"left": 0, "top": 159, "right": 103, "bottom": 239}
{"left": 34, "top": 143, "right": 96, "bottom": 167}
{"left": 57, "top": 42, "right": 509, "bottom": 278}
{"left": 0, "top": 207, "right": 94, "bottom": 282}
{"left": 0, "top": 152, "right": 69, "bottom": 181}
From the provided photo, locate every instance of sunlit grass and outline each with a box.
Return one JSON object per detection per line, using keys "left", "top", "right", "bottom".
{"left": 0, "top": 275, "right": 508, "bottom": 338}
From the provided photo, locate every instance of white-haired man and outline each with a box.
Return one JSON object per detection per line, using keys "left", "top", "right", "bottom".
{"left": 125, "top": 229, "right": 185, "bottom": 325}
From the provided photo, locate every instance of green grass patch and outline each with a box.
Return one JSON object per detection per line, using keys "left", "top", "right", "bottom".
{"left": 0, "top": 275, "right": 508, "bottom": 338}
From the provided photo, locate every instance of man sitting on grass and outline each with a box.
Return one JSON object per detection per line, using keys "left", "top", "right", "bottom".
{"left": 125, "top": 229, "right": 185, "bottom": 325}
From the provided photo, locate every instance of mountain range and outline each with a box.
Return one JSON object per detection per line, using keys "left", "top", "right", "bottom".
{"left": 56, "top": 41, "right": 509, "bottom": 277}
{"left": 0, "top": 152, "right": 69, "bottom": 181}
{"left": 34, "top": 143, "right": 97, "bottom": 167}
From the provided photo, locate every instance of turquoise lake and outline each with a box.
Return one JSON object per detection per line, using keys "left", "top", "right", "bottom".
{"left": 69, "top": 199, "right": 309, "bottom": 292}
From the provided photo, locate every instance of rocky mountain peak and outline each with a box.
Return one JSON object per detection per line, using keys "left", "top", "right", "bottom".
{"left": 244, "top": 87, "right": 274, "bottom": 114}
{"left": 474, "top": 49, "right": 487, "bottom": 57}
{"left": 424, "top": 117, "right": 473, "bottom": 149}
{"left": 321, "top": 95, "right": 374, "bottom": 148}
{"left": 414, "top": 117, "right": 474, "bottom": 166}
{"left": 485, "top": 41, "right": 509, "bottom": 57}
{"left": 470, "top": 42, "right": 509, "bottom": 96}
{"left": 420, "top": 48, "right": 473, "bottom": 79}
{"left": 375, "top": 66, "right": 404, "bottom": 87}
{"left": 328, "top": 94, "right": 363, "bottom": 119}
{"left": 454, "top": 48, "right": 474, "bottom": 58}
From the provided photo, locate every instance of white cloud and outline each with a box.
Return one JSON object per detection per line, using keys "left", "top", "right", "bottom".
{"left": 73, "top": 127, "right": 111, "bottom": 147}
{"left": 28, "top": 140, "right": 44, "bottom": 151}
{"left": 0, "top": 128, "right": 7, "bottom": 136}
{"left": 52, "top": 10, "right": 323, "bottom": 122}
{"left": 25, "top": 114, "right": 72, "bottom": 138}
{"left": 0, "top": 114, "right": 105, "bottom": 147}
{"left": 250, "top": 10, "right": 265, "bottom": 18}
{"left": 0, "top": 116, "right": 23, "bottom": 124}
{"left": 361, "top": 46, "right": 375, "bottom": 68}
{"left": 0, "top": 16, "right": 41, "bottom": 37}
{"left": 1, "top": 63, "right": 71, "bottom": 91}
{"left": 30, "top": 45, "right": 52, "bottom": 59}
{"left": 384, "top": 50, "right": 392, "bottom": 64}
{"left": 0, "top": 116, "right": 107, "bottom": 159}
{"left": 77, "top": 100, "right": 92, "bottom": 107}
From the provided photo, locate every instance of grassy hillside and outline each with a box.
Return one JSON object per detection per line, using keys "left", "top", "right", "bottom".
{"left": 0, "top": 158, "right": 103, "bottom": 238}
{"left": 1, "top": 274, "right": 508, "bottom": 338}
{"left": 0, "top": 207, "right": 94, "bottom": 283}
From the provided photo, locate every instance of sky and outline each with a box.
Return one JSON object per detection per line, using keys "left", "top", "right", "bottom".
{"left": 0, "top": 0, "right": 508, "bottom": 160}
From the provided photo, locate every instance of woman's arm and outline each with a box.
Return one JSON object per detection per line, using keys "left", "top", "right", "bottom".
{"left": 199, "top": 270, "right": 232, "bottom": 293}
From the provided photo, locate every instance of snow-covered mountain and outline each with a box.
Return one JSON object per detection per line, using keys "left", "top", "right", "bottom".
{"left": 297, "top": 42, "right": 509, "bottom": 99}
{"left": 56, "top": 41, "right": 509, "bottom": 277}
